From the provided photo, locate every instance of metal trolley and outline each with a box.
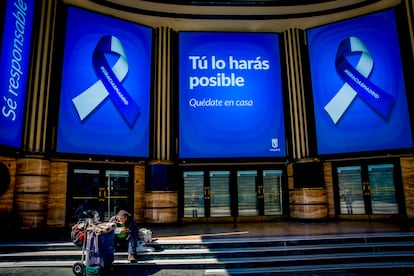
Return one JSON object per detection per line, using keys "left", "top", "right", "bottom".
{"left": 71, "top": 215, "right": 116, "bottom": 275}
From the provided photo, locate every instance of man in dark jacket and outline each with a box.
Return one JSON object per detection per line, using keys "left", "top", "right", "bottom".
{"left": 109, "top": 210, "right": 138, "bottom": 262}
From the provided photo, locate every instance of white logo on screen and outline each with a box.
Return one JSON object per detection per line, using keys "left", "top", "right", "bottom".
{"left": 272, "top": 138, "right": 279, "bottom": 149}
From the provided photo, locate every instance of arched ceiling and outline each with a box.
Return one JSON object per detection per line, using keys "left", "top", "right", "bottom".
{"left": 129, "top": 0, "right": 340, "bottom": 5}
{"left": 88, "top": 0, "right": 386, "bottom": 19}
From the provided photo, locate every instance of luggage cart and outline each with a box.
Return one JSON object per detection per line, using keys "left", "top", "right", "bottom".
{"left": 72, "top": 218, "right": 92, "bottom": 276}
{"left": 72, "top": 219, "right": 116, "bottom": 276}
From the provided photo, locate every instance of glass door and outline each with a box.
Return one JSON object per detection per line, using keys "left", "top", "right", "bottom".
{"left": 337, "top": 166, "right": 365, "bottom": 215}
{"left": 183, "top": 171, "right": 205, "bottom": 218}
{"left": 210, "top": 171, "right": 231, "bottom": 217}
{"left": 182, "top": 168, "right": 285, "bottom": 220}
{"left": 368, "top": 164, "right": 398, "bottom": 214}
{"left": 68, "top": 167, "right": 132, "bottom": 224}
{"left": 70, "top": 169, "right": 101, "bottom": 222}
{"left": 237, "top": 170, "right": 259, "bottom": 216}
{"left": 336, "top": 162, "right": 400, "bottom": 216}
{"left": 263, "top": 170, "right": 283, "bottom": 215}
{"left": 104, "top": 170, "right": 130, "bottom": 221}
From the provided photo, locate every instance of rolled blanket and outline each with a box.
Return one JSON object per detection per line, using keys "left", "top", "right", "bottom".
{"left": 87, "top": 222, "right": 117, "bottom": 235}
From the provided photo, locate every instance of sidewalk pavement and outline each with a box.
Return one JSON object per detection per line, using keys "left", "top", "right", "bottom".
{"left": 148, "top": 220, "right": 414, "bottom": 241}
{"left": 2, "top": 219, "right": 413, "bottom": 243}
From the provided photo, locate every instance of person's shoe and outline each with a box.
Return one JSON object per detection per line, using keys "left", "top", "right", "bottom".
{"left": 128, "top": 254, "right": 137, "bottom": 263}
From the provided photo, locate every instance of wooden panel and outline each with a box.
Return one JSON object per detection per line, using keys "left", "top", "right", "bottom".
{"left": 289, "top": 189, "right": 327, "bottom": 204}
{"left": 323, "top": 162, "right": 335, "bottom": 218}
{"left": 287, "top": 163, "right": 294, "bottom": 177}
{"left": 15, "top": 193, "right": 49, "bottom": 210}
{"left": 134, "top": 165, "right": 146, "bottom": 222}
{"left": 15, "top": 176, "right": 49, "bottom": 192}
{"left": 15, "top": 192, "right": 49, "bottom": 229}
{"left": 400, "top": 157, "right": 414, "bottom": 218}
{"left": 0, "top": 158, "right": 16, "bottom": 222}
{"left": 289, "top": 204, "right": 328, "bottom": 220}
{"left": 145, "top": 192, "right": 178, "bottom": 208}
{"left": 47, "top": 162, "right": 68, "bottom": 228}
{"left": 287, "top": 163, "right": 294, "bottom": 190}
{"left": 144, "top": 192, "right": 178, "bottom": 223}
{"left": 144, "top": 208, "right": 177, "bottom": 224}
{"left": 15, "top": 158, "right": 50, "bottom": 229}
{"left": 289, "top": 188, "right": 328, "bottom": 219}
{"left": 16, "top": 157, "right": 50, "bottom": 175}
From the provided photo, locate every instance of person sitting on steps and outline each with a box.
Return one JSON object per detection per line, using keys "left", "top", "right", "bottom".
{"left": 109, "top": 210, "right": 138, "bottom": 263}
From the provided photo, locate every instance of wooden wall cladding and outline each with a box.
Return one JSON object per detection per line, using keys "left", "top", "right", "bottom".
{"left": 47, "top": 161, "right": 68, "bottom": 228}
{"left": 323, "top": 162, "right": 335, "bottom": 218}
{"left": 144, "top": 192, "right": 178, "bottom": 223}
{"left": 400, "top": 157, "right": 414, "bottom": 218}
{"left": 134, "top": 165, "right": 146, "bottom": 222}
{"left": 0, "top": 157, "right": 16, "bottom": 223}
{"left": 15, "top": 158, "right": 50, "bottom": 229}
{"left": 289, "top": 188, "right": 328, "bottom": 219}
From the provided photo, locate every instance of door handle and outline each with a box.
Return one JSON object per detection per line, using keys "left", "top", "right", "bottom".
{"left": 257, "top": 185, "right": 264, "bottom": 199}
{"left": 204, "top": 187, "right": 210, "bottom": 200}
{"left": 98, "top": 187, "right": 107, "bottom": 202}
{"left": 362, "top": 181, "right": 370, "bottom": 196}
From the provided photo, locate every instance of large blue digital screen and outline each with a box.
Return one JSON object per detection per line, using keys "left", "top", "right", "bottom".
{"left": 57, "top": 7, "right": 152, "bottom": 158}
{"left": 179, "top": 32, "right": 286, "bottom": 159}
{"left": 307, "top": 8, "right": 413, "bottom": 155}
{"left": 0, "top": 0, "right": 35, "bottom": 148}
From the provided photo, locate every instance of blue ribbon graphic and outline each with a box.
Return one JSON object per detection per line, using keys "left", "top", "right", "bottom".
{"left": 72, "top": 35, "right": 140, "bottom": 127}
{"left": 324, "top": 37, "right": 395, "bottom": 124}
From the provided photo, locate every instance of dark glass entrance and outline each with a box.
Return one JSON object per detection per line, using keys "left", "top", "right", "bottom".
{"left": 182, "top": 167, "right": 284, "bottom": 220}
{"left": 68, "top": 165, "right": 133, "bottom": 224}
{"left": 334, "top": 160, "right": 404, "bottom": 216}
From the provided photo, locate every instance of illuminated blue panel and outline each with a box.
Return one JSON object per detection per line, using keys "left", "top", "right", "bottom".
{"left": 0, "top": 0, "right": 35, "bottom": 148}
{"left": 56, "top": 7, "right": 152, "bottom": 158}
{"left": 307, "top": 8, "right": 413, "bottom": 155}
{"left": 179, "top": 32, "right": 286, "bottom": 159}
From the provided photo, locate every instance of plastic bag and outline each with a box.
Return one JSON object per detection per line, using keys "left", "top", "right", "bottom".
{"left": 138, "top": 228, "right": 152, "bottom": 243}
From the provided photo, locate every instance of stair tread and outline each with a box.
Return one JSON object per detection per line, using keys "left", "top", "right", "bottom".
{"left": 2, "top": 258, "right": 414, "bottom": 269}
{"left": 207, "top": 261, "right": 414, "bottom": 274}
{"left": 1, "top": 240, "right": 414, "bottom": 258}
{"left": 1, "top": 232, "right": 413, "bottom": 273}
{"left": 135, "top": 250, "right": 414, "bottom": 263}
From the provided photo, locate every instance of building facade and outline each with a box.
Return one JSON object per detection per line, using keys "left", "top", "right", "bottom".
{"left": 0, "top": 0, "right": 414, "bottom": 231}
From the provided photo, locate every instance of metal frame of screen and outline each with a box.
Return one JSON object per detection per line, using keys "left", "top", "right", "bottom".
{"left": 305, "top": 6, "right": 414, "bottom": 158}
{"left": 177, "top": 31, "right": 287, "bottom": 162}
{"left": 54, "top": 5, "right": 154, "bottom": 160}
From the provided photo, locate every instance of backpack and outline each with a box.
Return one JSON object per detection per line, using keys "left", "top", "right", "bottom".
{"left": 71, "top": 221, "right": 87, "bottom": 248}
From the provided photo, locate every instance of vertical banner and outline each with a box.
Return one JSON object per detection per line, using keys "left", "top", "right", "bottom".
{"left": 0, "top": 0, "right": 35, "bottom": 148}
{"left": 178, "top": 32, "right": 286, "bottom": 159}
{"left": 307, "top": 8, "right": 413, "bottom": 155}
{"left": 56, "top": 7, "right": 152, "bottom": 158}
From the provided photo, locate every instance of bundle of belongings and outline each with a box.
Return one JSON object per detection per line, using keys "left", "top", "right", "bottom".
{"left": 84, "top": 221, "right": 117, "bottom": 271}
{"left": 137, "top": 228, "right": 155, "bottom": 252}
{"left": 70, "top": 210, "right": 117, "bottom": 275}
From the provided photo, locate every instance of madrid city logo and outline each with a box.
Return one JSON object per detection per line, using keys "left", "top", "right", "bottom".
{"left": 324, "top": 37, "right": 395, "bottom": 124}
{"left": 72, "top": 35, "right": 140, "bottom": 127}
{"left": 269, "top": 138, "right": 281, "bottom": 152}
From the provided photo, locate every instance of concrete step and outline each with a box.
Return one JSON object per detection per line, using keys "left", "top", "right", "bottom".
{"left": 1, "top": 232, "right": 414, "bottom": 274}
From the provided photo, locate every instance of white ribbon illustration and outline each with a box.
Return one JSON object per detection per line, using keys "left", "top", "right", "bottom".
{"left": 324, "top": 36, "right": 394, "bottom": 124}
{"left": 72, "top": 35, "right": 140, "bottom": 127}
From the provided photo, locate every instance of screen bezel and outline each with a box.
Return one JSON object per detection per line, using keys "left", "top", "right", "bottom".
{"left": 53, "top": 5, "right": 155, "bottom": 161}
{"left": 176, "top": 30, "right": 288, "bottom": 163}
{"left": 305, "top": 6, "right": 414, "bottom": 159}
